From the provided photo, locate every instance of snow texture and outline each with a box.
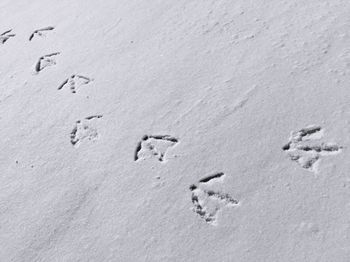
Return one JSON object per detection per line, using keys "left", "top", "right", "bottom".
{"left": 0, "top": 0, "right": 350, "bottom": 261}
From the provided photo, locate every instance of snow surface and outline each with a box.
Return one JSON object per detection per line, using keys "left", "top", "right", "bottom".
{"left": 1, "top": 0, "right": 350, "bottom": 261}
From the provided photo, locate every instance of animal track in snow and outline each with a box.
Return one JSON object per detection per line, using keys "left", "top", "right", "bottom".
{"left": 189, "top": 173, "right": 239, "bottom": 226}
{"left": 58, "top": 75, "right": 93, "bottom": 93}
{"left": 70, "top": 115, "right": 103, "bottom": 147}
{"left": 29, "top": 26, "right": 54, "bottom": 41}
{"left": 282, "top": 125, "right": 342, "bottom": 172}
{"left": 0, "top": 29, "right": 15, "bottom": 44}
{"left": 34, "top": 52, "right": 60, "bottom": 73}
{"left": 134, "top": 135, "right": 178, "bottom": 162}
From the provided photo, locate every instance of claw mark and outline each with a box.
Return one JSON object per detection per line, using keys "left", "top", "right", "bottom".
{"left": 70, "top": 115, "right": 103, "bottom": 147}
{"left": 134, "top": 135, "right": 178, "bottom": 162}
{"left": 29, "top": 26, "right": 54, "bottom": 41}
{"left": 283, "top": 125, "right": 342, "bottom": 172}
{"left": 190, "top": 173, "right": 239, "bottom": 225}
{"left": 34, "top": 52, "right": 60, "bottom": 73}
{"left": 58, "top": 75, "right": 93, "bottom": 93}
{"left": 0, "top": 29, "right": 15, "bottom": 44}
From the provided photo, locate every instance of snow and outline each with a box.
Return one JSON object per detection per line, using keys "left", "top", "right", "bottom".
{"left": 0, "top": 0, "right": 350, "bottom": 261}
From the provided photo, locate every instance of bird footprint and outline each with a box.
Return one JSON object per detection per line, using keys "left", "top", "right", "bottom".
{"left": 282, "top": 125, "right": 342, "bottom": 172}
{"left": 190, "top": 173, "right": 239, "bottom": 226}
{"left": 0, "top": 29, "right": 15, "bottom": 44}
{"left": 29, "top": 26, "right": 54, "bottom": 41}
{"left": 34, "top": 52, "right": 60, "bottom": 73}
{"left": 58, "top": 75, "right": 93, "bottom": 94}
{"left": 134, "top": 135, "right": 178, "bottom": 162}
{"left": 70, "top": 115, "right": 103, "bottom": 147}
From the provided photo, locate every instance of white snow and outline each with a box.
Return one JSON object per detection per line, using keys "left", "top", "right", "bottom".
{"left": 0, "top": 0, "right": 350, "bottom": 261}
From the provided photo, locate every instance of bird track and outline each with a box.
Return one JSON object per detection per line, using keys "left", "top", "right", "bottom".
{"left": 282, "top": 125, "right": 342, "bottom": 173}
{"left": 190, "top": 173, "right": 239, "bottom": 226}
{"left": 34, "top": 52, "right": 60, "bottom": 73}
{"left": 58, "top": 75, "right": 93, "bottom": 93}
{"left": 134, "top": 135, "right": 179, "bottom": 162}
{"left": 29, "top": 26, "right": 54, "bottom": 41}
{"left": 70, "top": 115, "right": 103, "bottom": 147}
{"left": 0, "top": 29, "right": 15, "bottom": 44}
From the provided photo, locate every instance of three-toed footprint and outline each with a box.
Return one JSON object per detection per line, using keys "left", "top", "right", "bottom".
{"left": 58, "top": 75, "right": 93, "bottom": 93}
{"left": 282, "top": 125, "right": 342, "bottom": 172}
{"left": 189, "top": 173, "right": 239, "bottom": 226}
